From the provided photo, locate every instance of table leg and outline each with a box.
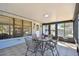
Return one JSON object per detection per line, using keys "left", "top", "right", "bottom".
{"left": 41, "top": 41, "right": 44, "bottom": 56}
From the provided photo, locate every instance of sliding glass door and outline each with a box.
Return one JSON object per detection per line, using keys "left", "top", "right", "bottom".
{"left": 43, "top": 25, "right": 49, "bottom": 35}
{"left": 65, "top": 22, "right": 73, "bottom": 39}
{"left": 57, "top": 22, "right": 73, "bottom": 39}
{"left": 23, "top": 21, "right": 32, "bottom": 36}
{"left": 50, "top": 24, "right": 56, "bottom": 36}
{"left": 57, "top": 23, "right": 64, "bottom": 38}
{"left": 0, "top": 16, "right": 13, "bottom": 39}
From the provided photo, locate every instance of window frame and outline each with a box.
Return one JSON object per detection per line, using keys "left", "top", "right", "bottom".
{"left": 42, "top": 20, "right": 74, "bottom": 41}
{"left": 0, "top": 15, "right": 32, "bottom": 39}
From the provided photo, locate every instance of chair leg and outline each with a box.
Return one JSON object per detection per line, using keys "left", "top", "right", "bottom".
{"left": 34, "top": 47, "right": 37, "bottom": 56}
{"left": 55, "top": 46, "right": 59, "bottom": 56}
{"left": 25, "top": 52, "right": 27, "bottom": 56}
{"left": 25, "top": 46, "right": 29, "bottom": 56}
{"left": 25, "top": 50, "right": 28, "bottom": 56}
{"left": 50, "top": 47, "right": 54, "bottom": 56}
{"left": 34, "top": 42, "right": 40, "bottom": 56}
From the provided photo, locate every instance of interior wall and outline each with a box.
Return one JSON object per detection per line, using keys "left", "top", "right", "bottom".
{"left": 32, "top": 21, "right": 42, "bottom": 35}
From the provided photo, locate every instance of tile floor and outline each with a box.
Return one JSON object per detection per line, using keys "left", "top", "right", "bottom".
{"left": 0, "top": 41, "right": 78, "bottom": 56}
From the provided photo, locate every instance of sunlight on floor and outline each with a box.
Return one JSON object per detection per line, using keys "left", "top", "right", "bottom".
{"left": 58, "top": 41, "right": 77, "bottom": 50}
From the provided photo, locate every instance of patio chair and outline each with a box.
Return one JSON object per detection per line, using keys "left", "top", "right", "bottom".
{"left": 47, "top": 36, "right": 60, "bottom": 56}
{"left": 25, "top": 35, "right": 42, "bottom": 56}
{"left": 24, "top": 37, "right": 38, "bottom": 56}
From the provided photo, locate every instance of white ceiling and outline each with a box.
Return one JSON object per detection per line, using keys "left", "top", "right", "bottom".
{"left": 0, "top": 3, "right": 76, "bottom": 23}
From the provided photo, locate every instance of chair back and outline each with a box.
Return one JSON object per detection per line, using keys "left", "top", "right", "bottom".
{"left": 32, "top": 34, "right": 38, "bottom": 40}
{"left": 48, "top": 34, "right": 53, "bottom": 40}
{"left": 56, "top": 37, "right": 59, "bottom": 42}
{"left": 24, "top": 37, "right": 36, "bottom": 48}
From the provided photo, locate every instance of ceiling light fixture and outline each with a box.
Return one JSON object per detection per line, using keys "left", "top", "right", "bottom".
{"left": 44, "top": 14, "right": 49, "bottom": 18}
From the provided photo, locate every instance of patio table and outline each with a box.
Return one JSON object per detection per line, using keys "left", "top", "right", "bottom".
{"left": 34, "top": 37, "right": 53, "bottom": 56}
